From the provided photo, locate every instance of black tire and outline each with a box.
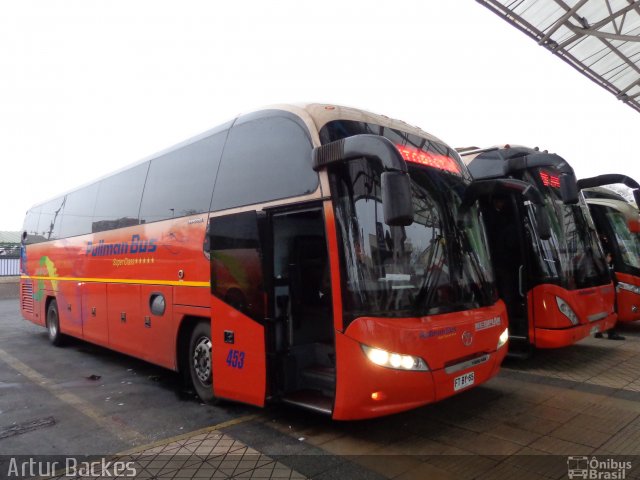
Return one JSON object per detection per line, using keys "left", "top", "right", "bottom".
{"left": 188, "top": 321, "right": 217, "bottom": 404}
{"left": 46, "top": 299, "right": 64, "bottom": 346}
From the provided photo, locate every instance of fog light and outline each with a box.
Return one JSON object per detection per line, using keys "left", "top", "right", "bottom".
{"left": 371, "top": 391, "right": 386, "bottom": 401}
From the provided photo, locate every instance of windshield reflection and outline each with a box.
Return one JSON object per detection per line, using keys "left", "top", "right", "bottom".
{"left": 330, "top": 159, "right": 496, "bottom": 323}
{"left": 524, "top": 170, "right": 610, "bottom": 289}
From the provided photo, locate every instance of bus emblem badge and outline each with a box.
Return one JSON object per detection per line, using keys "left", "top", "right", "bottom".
{"left": 461, "top": 331, "right": 473, "bottom": 347}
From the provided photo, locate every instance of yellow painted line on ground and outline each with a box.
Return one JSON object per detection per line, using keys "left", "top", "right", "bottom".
{"left": 0, "top": 347, "right": 145, "bottom": 445}
{"left": 21, "top": 275, "right": 209, "bottom": 288}
{"left": 117, "top": 414, "right": 259, "bottom": 455}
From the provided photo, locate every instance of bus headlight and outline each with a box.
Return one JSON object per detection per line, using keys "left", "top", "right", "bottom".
{"left": 361, "top": 344, "right": 428, "bottom": 371}
{"left": 617, "top": 282, "right": 640, "bottom": 295}
{"left": 556, "top": 297, "right": 579, "bottom": 325}
{"left": 497, "top": 328, "right": 509, "bottom": 349}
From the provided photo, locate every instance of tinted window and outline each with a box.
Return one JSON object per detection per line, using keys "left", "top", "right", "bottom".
{"left": 212, "top": 111, "right": 317, "bottom": 210}
{"left": 22, "top": 207, "right": 41, "bottom": 244}
{"left": 60, "top": 183, "right": 99, "bottom": 237}
{"left": 92, "top": 163, "right": 149, "bottom": 233}
{"left": 37, "top": 197, "right": 66, "bottom": 241}
{"left": 140, "top": 132, "right": 226, "bottom": 224}
{"left": 210, "top": 212, "right": 265, "bottom": 322}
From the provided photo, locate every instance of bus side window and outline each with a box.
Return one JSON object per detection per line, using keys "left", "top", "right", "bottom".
{"left": 211, "top": 111, "right": 317, "bottom": 211}
{"left": 60, "top": 183, "right": 99, "bottom": 238}
{"left": 37, "top": 197, "right": 66, "bottom": 242}
{"left": 22, "top": 206, "right": 42, "bottom": 244}
{"left": 139, "top": 130, "right": 227, "bottom": 224}
{"left": 210, "top": 211, "right": 265, "bottom": 321}
{"left": 92, "top": 163, "right": 148, "bottom": 233}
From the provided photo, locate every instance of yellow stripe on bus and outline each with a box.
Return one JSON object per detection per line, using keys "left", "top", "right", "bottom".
{"left": 21, "top": 275, "right": 210, "bottom": 288}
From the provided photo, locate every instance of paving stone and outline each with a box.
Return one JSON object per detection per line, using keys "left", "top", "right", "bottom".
{"left": 394, "top": 461, "right": 459, "bottom": 480}
{"left": 485, "top": 423, "right": 541, "bottom": 446}
{"left": 503, "top": 415, "right": 563, "bottom": 436}
{"left": 504, "top": 448, "right": 581, "bottom": 478}
{"left": 318, "top": 435, "right": 381, "bottom": 456}
{"left": 371, "top": 435, "right": 453, "bottom": 457}
{"left": 550, "top": 423, "right": 610, "bottom": 449}
{"left": 527, "top": 404, "right": 579, "bottom": 424}
{"left": 352, "top": 454, "right": 422, "bottom": 478}
{"left": 528, "top": 435, "right": 593, "bottom": 455}
{"left": 425, "top": 454, "right": 498, "bottom": 479}
{"left": 474, "top": 461, "right": 553, "bottom": 480}
{"left": 563, "top": 412, "right": 635, "bottom": 435}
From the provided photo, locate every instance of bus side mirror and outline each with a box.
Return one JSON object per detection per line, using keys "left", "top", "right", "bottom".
{"left": 633, "top": 189, "right": 640, "bottom": 207}
{"left": 560, "top": 173, "right": 579, "bottom": 204}
{"left": 312, "top": 134, "right": 414, "bottom": 227}
{"left": 381, "top": 171, "right": 413, "bottom": 226}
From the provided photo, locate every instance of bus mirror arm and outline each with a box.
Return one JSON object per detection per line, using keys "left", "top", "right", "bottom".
{"left": 460, "top": 178, "right": 551, "bottom": 239}
{"left": 505, "top": 153, "right": 579, "bottom": 205}
{"left": 460, "top": 178, "right": 543, "bottom": 210}
{"left": 312, "top": 135, "right": 413, "bottom": 226}
{"left": 577, "top": 174, "right": 640, "bottom": 191}
{"left": 576, "top": 174, "right": 640, "bottom": 207}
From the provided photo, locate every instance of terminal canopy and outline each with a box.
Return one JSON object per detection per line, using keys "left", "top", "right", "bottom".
{"left": 477, "top": 0, "right": 640, "bottom": 114}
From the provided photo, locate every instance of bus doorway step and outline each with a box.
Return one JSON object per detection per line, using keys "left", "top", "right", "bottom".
{"left": 281, "top": 390, "right": 333, "bottom": 415}
{"left": 301, "top": 365, "right": 335, "bottom": 396}
{"left": 507, "top": 336, "right": 533, "bottom": 360}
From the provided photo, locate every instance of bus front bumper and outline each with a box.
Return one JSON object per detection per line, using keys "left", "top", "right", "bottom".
{"left": 534, "top": 313, "right": 617, "bottom": 349}
{"left": 331, "top": 332, "right": 508, "bottom": 420}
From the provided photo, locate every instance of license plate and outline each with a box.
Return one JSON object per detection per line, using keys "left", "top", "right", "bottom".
{"left": 590, "top": 325, "right": 600, "bottom": 335}
{"left": 454, "top": 372, "right": 475, "bottom": 391}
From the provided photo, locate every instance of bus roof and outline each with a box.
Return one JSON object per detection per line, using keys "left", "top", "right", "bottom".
{"left": 26, "top": 103, "right": 451, "bottom": 212}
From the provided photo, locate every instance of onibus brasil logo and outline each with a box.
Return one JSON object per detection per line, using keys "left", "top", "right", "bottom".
{"left": 567, "top": 456, "right": 632, "bottom": 479}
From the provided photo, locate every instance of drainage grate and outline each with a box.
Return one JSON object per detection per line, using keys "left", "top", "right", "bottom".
{"left": 0, "top": 416, "right": 56, "bottom": 439}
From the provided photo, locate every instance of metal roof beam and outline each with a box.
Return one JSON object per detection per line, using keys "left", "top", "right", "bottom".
{"left": 476, "top": 0, "right": 640, "bottom": 113}
{"left": 565, "top": 24, "right": 640, "bottom": 42}
{"left": 558, "top": 1, "right": 640, "bottom": 49}
{"left": 539, "top": 0, "right": 589, "bottom": 44}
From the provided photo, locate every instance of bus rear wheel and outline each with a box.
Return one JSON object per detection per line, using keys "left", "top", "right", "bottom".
{"left": 188, "top": 321, "right": 217, "bottom": 404}
{"left": 46, "top": 299, "right": 64, "bottom": 346}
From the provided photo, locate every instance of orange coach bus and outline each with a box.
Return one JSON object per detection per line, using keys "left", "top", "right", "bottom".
{"left": 20, "top": 104, "right": 515, "bottom": 420}
{"left": 460, "top": 146, "right": 617, "bottom": 353}
{"left": 579, "top": 176, "right": 640, "bottom": 323}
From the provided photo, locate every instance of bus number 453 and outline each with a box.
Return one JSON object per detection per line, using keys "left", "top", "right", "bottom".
{"left": 226, "top": 349, "right": 245, "bottom": 369}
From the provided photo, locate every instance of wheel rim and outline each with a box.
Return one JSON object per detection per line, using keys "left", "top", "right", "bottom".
{"left": 47, "top": 308, "right": 57, "bottom": 339}
{"left": 193, "top": 335, "right": 212, "bottom": 385}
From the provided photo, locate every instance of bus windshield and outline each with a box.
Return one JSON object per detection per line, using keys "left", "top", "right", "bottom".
{"left": 606, "top": 209, "right": 640, "bottom": 275}
{"left": 524, "top": 169, "right": 610, "bottom": 289}
{"left": 329, "top": 158, "right": 496, "bottom": 322}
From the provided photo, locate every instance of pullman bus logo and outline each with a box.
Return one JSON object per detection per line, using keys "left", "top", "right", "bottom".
{"left": 85, "top": 234, "right": 157, "bottom": 257}
{"left": 461, "top": 331, "right": 473, "bottom": 347}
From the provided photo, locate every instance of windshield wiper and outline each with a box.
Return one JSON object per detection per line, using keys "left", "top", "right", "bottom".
{"left": 413, "top": 234, "right": 445, "bottom": 312}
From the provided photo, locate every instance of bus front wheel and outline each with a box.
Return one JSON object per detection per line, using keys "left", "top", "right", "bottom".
{"left": 46, "top": 299, "right": 65, "bottom": 346}
{"left": 188, "top": 321, "right": 217, "bottom": 404}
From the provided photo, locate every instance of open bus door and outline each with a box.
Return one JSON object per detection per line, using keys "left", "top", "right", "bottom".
{"left": 209, "top": 211, "right": 268, "bottom": 406}
{"left": 208, "top": 206, "right": 335, "bottom": 410}
{"left": 480, "top": 192, "right": 532, "bottom": 351}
